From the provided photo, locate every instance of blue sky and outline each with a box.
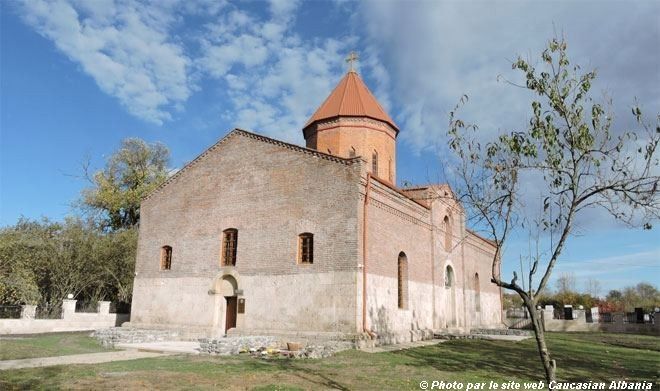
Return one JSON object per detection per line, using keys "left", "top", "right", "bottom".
{"left": 1, "top": 0, "right": 658, "bottom": 293}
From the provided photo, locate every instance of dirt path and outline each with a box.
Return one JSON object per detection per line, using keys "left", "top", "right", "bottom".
{"left": 0, "top": 350, "right": 169, "bottom": 370}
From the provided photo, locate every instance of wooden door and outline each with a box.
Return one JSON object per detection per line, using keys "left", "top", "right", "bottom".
{"left": 225, "top": 296, "right": 237, "bottom": 332}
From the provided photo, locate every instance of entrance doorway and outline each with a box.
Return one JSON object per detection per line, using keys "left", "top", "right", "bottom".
{"left": 225, "top": 296, "right": 237, "bottom": 332}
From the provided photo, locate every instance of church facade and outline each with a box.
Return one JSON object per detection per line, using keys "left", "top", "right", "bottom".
{"left": 130, "top": 70, "right": 502, "bottom": 343}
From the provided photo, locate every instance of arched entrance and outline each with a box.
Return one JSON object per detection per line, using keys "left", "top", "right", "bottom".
{"left": 212, "top": 274, "right": 238, "bottom": 334}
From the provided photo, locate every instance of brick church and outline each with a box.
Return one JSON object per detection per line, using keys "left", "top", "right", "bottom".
{"left": 130, "top": 64, "right": 503, "bottom": 343}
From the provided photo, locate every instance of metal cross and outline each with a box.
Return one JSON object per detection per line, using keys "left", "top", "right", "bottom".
{"left": 346, "top": 51, "right": 359, "bottom": 72}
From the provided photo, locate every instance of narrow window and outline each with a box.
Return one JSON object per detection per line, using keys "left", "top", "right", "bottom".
{"left": 474, "top": 273, "right": 481, "bottom": 312}
{"left": 160, "top": 246, "right": 172, "bottom": 270}
{"left": 445, "top": 266, "right": 454, "bottom": 287}
{"left": 298, "top": 233, "right": 314, "bottom": 264}
{"left": 222, "top": 229, "right": 238, "bottom": 266}
{"left": 388, "top": 158, "right": 393, "bottom": 183}
{"left": 372, "top": 150, "right": 378, "bottom": 176}
{"left": 443, "top": 215, "right": 452, "bottom": 251}
{"left": 398, "top": 252, "right": 408, "bottom": 309}
{"left": 349, "top": 147, "right": 356, "bottom": 157}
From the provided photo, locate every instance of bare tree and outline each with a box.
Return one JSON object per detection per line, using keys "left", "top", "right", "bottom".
{"left": 555, "top": 272, "right": 576, "bottom": 294}
{"left": 585, "top": 278, "right": 602, "bottom": 298}
{"left": 447, "top": 36, "right": 659, "bottom": 382}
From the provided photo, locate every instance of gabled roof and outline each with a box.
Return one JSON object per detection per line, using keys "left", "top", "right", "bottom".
{"left": 304, "top": 71, "right": 399, "bottom": 133}
{"left": 142, "top": 128, "right": 361, "bottom": 201}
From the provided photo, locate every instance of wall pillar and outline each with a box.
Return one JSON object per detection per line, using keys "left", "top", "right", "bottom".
{"left": 20, "top": 305, "right": 37, "bottom": 319}
{"left": 97, "top": 301, "right": 111, "bottom": 315}
{"left": 542, "top": 305, "right": 554, "bottom": 321}
{"left": 61, "top": 299, "right": 77, "bottom": 320}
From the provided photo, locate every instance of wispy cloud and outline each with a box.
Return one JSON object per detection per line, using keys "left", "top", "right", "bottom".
{"left": 16, "top": 0, "right": 354, "bottom": 142}
{"left": 18, "top": 0, "right": 198, "bottom": 125}
{"left": 545, "top": 249, "right": 660, "bottom": 291}
{"left": 358, "top": 1, "right": 660, "bottom": 153}
{"left": 196, "top": 1, "right": 352, "bottom": 143}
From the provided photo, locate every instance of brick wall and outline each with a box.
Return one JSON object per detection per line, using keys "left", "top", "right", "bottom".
{"left": 132, "top": 130, "right": 363, "bottom": 333}
{"left": 305, "top": 117, "right": 397, "bottom": 183}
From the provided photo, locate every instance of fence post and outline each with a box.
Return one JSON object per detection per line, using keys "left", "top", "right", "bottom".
{"left": 97, "top": 301, "right": 111, "bottom": 315}
{"left": 20, "top": 305, "right": 37, "bottom": 319}
{"left": 61, "top": 299, "right": 77, "bottom": 320}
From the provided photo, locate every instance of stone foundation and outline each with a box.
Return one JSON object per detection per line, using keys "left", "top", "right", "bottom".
{"left": 92, "top": 327, "right": 184, "bottom": 347}
{"left": 198, "top": 336, "right": 354, "bottom": 358}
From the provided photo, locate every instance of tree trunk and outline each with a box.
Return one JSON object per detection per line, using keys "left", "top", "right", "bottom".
{"left": 525, "top": 299, "right": 556, "bottom": 383}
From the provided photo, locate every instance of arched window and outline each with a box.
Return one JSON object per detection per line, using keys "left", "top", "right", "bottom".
{"left": 372, "top": 150, "right": 378, "bottom": 176}
{"left": 349, "top": 147, "right": 356, "bottom": 158}
{"left": 443, "top": 215, "right": 452, "bottom": 251}
{"left": 222, "top": 229, "right": 238, "bottom": 266}
{"left": 445, "top": 265, "right": 454, "bottom": 288}
{"left": 160, "top": 246, "right": 172, "bottom": 270}
{"left": 398, "top": 252, "right": 408, "bottom": 309}
{"left": 474, "top": 273, "right": 481, "bottom": 312}
{"left": 298, "top": 233, "right": 314, "bottom": 264}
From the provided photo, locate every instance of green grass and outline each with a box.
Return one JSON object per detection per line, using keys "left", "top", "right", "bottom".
{"left": 0, "top": 332, "right": 111, "bottom": 360}
{"left": 0, "top": 332, "right": 658, "bottom": 390}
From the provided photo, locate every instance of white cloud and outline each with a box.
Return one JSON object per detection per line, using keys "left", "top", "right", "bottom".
{"left": 196, "top": 0, "right": 352, "bottom": 143}
{"left": 356, "top": 0, "right": 660, "bottom": 233}
{"left": 15, "top": 0, "right": 359, "bottom": 139}
{"left": 357, "top": 0, "right": 660, "bottom": 153}
{"left": 18, "top": 0, "right": 193, "bottom": 125}
{"left": 552, "top": 250, "right": 660, "bottom": 289}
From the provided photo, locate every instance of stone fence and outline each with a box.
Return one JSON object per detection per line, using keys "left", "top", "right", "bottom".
{"left": 0, "top": 299, "right": 129, "bottom": 334}
{"left": 538, "top": 305, "right": 659, "bottom": 335}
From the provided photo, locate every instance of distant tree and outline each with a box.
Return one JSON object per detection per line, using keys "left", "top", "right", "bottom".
{"left": 620, "top": 283, "right": 659, "bottom": 311}
{"left": 447, "top": 36, "right": 659, "bottom": 382}
{"left": 555, "top": 272, "right": 576, "bottom": 294}
{"left": 503, "top": 292, "right": 524, "bottom": 308}
{"left": 635, "top": 282, "right": 660, "bottom": 310}
{"left": 606, "top": 289, "right": 623, "bottom": 302}
{"left": 82, "top": 138, "right": 170, "bottom": 231}
{"left": 585, "top": 278, "right": 602, "bottom": 298}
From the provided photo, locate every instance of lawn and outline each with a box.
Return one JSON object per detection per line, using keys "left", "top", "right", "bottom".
{"left": 0, "top": 332, "right": 658, "bottom": 390}
{"left": 0, "top": 332, "right": 111, "bottom": 360}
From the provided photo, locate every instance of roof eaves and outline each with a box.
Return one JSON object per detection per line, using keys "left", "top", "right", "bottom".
{"left": 370, "top": 175, "right": 431, "bottom": 210}
{"left": 466, "top": 229, "right": 497, "bottom": 248}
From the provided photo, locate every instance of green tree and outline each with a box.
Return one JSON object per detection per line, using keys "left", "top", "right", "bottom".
{"left": 448, "top": 36, "right": 659, "bottom": 382}
{"left": 82, "top": 138, "right": 170, "bottom": 231}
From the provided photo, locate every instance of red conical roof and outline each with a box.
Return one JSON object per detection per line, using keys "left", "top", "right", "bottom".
{"left": 304, "top": 71, "right": 399, "bottom": 133}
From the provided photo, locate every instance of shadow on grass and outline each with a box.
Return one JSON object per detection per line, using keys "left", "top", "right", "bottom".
{"left": 260, "top": 358, "right": 351, "bottom": 391}
{"left": 392, "top": 340, "right": 542, "bottom": 380}
{"left": 392, "top": 335, "right": 660, "bottom": 382}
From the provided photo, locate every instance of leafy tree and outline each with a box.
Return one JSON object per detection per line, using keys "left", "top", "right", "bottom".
{"left": 447, "top": 36, "right": 659, "bottom": 382}
{"left": 0, "top": 218, "right": 138, "bottom": 316}
{"left": 82, "top": 138, "right": 169, "bottom": 231}
{"left": 606, "top": 289, "right": 623, "bottom": 302}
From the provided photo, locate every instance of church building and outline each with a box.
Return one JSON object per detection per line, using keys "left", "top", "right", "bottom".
{"left": 130, "top": 62, "right": 503, "bottom": 343}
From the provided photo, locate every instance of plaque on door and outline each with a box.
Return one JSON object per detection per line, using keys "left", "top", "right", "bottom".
{"left": 238, "top": 298, "right": 245, "bottom": 314}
